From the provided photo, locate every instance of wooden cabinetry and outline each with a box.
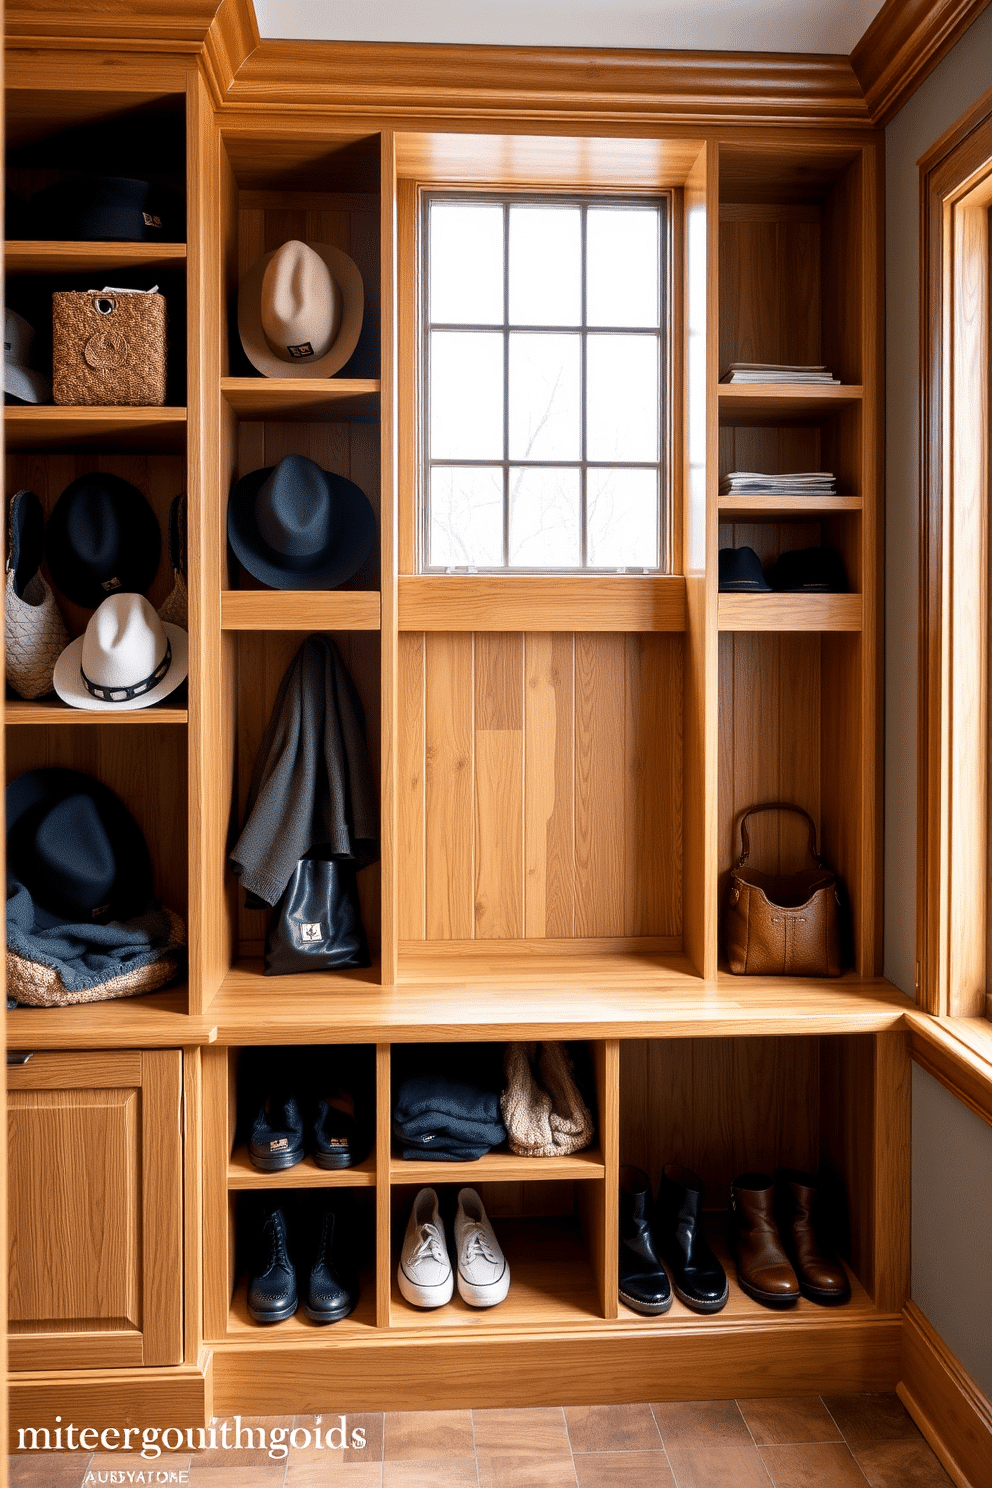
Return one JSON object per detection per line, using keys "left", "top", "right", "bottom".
{"left": 6, "top": 1049, "right": 183, "bottom": 1369}
{"left": 4, "top": 31, "right": 906, "bottom": 1436}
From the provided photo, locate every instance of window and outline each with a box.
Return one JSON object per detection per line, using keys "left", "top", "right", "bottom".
{"left": 422, "top": 195, "right": 670, "bottom": 573}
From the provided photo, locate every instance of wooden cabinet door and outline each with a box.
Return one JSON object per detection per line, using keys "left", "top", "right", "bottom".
{"left": 7, "top": 1049, "right": 183, "bottom": 1371}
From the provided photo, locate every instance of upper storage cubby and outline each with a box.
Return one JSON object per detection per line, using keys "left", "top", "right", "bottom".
{"left": 718, "top": 142, "right": 866, "bottom": 388}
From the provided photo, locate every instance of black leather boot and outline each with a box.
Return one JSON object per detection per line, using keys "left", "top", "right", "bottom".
{"left": 619, "top": 1165, "right": 672, "bottom": 1315}
{"left": 305, "top": 1201, "right": 359, "bottom": 1323}
{"left": 247, "top": 1205, "right": 298, "bottom": 1323}
{"left": 656, "top": 1163, "right": 729, "bottom": 1314}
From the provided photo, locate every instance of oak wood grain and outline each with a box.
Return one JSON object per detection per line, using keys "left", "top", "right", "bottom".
{"left": 398, "top": 577, "right": 687, "bottom": 633}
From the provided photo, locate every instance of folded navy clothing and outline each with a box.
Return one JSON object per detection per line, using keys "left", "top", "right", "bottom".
{"left": 395, "top": 1109, "right": 504, "bottom": 1144}
{"left": 398, "top": 1139, "right": 492, "bottom": 1162}
{"left": 393, "top": 1071, "right": 504, "bottom": 1132}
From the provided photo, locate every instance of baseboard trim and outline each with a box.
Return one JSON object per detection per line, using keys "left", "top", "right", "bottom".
{"left": 899, "top": 1302, "right": 992, "bottom": 1488}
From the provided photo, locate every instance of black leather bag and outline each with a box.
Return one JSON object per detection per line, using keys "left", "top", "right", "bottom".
{"left": 264, "top": 856, "right": 370, "bottom": 975}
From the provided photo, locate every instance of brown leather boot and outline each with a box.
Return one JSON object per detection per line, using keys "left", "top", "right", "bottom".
{"left": 776, "top": 1169, "right": 851, "bottom": 1305}
{"left": 730, "top": 1172, "right": 799, "bottom": 1307}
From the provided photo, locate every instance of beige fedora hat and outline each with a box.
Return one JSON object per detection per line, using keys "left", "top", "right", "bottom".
{"left": 238, "top": 239, "right": 364, "bottom": 379}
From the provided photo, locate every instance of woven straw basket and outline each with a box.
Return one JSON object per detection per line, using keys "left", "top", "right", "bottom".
{"left": 52, "top": 289, "right": 167, "bottom": 406}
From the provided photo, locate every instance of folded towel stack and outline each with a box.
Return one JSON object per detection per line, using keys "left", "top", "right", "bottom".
{"left": 393, "top": 1059, "right": 507, "bottom": 1162}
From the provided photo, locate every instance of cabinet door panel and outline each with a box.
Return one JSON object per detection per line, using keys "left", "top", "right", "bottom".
{"left": 7, "top": 1050, "right": 182, "bottom": 1371}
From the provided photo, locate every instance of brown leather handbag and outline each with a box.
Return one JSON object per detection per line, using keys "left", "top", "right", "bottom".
{"left": 725, "top": 803, "right": 844, "bottom": 977}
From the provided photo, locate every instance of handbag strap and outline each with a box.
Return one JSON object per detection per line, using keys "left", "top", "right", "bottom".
{"left": 736, "top": 802, "right": 829, "bottom": 870}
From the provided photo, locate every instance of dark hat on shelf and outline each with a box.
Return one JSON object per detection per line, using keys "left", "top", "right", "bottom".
{"left": 769, "top": 546, "right": 847, "bottom": 593}
{"left": 6, "top": 767, "right": 154, "bottom": 929}
{"left": 238, "top": 239, "right": 364, "bottom": 379}
{"left": 227, "top": 452, "right": 376, "bottom": 591}
{"left": 28, "top": 176, "right": 184, "bottom": 243}
{"left": 45, "top": 472, "right": 161, "bottom": 609}
{"left": 4, "top": 307, "right": 52, "bottom": 405}
{"left": 718, "top": 546, "right": 771, "bottom": 592}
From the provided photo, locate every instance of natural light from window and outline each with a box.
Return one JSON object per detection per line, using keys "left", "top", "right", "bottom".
{"left": 424, "top": 197, "right": 667, "bottom": 572}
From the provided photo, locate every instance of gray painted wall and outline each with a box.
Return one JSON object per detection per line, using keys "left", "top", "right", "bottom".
{"left": 885, "top": 8, "right": 992, "bottom": 1395}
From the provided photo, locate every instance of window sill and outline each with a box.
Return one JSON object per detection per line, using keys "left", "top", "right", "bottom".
{"left": 396, "top": 573, "right": 686, "bottom": 631}
{"left": 905, "top": 1008, "right": 992, "bottom": 1128}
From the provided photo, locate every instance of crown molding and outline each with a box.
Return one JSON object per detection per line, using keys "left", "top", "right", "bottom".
{"left": 226, "top": 41, "right": 872, "bottom": 127}
{"left": 4, "top": 0, "right": 227, "bottom": 44}
{"left": 852, "top": 0, "right": 992, "bottom": 124}
{"left": 203, "top": 0, "right": 261, "bottom": 104}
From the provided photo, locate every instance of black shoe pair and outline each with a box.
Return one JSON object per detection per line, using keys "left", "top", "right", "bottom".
{"left": 619, "top": 1164, "right": 729, "bottom": 1316}
{"left": 249, "top": 1087, "right": 362, "bottom": 1172}
{"left": 247, "top": 1197, "right": 359, "bottom": 1325}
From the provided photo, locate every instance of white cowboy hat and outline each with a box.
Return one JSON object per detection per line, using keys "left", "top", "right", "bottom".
{"left": 53, "top": 592, "right": 188, "bottom": 711}
{"left": 238, "top": 239, "right": 364, "bottom": 379}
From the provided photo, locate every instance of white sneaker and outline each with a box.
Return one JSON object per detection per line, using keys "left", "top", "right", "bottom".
{"left": 398, "top": 1188, "right": 454, "bottom": 1308}
{"left": 454, "top": 1188, "right": 510, "bottom": 1308}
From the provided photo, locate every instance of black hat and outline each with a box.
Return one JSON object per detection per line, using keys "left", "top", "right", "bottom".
{"left": 769, "top": 546, "right": 847, "bottom": 593}
{"left": 29, "top": 176, "right": 184, "bottom": 243}
{"left": 227, "top": 453, "right": 376, "bottom": 591}
{"left": 46, "top": 472, "right": 161, "bottom": 609}
{"left": 6, "top": 768, "right": 153, "bottom": 929}
{"left": 7, "top": 489, "right": 44, "bottom": 599}
{"left": 718, "top": 546, "right": 771, "bottom": 592}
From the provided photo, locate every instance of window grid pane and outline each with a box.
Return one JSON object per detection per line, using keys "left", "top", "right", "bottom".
{"left": 424, "top": 195, "right": 668, "bottom": 573}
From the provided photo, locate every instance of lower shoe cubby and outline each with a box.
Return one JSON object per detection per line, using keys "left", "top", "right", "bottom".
{"left": 227, "top": 1186, "right": 378, "bottom": 1336}
{"left": 388, "top": 1180, "right": 605, "bottom": 1327}
{"left": 618, "top": 1032, "right": 909, "bottom": 1325}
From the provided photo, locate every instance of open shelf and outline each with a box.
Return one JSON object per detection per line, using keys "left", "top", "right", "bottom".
{"left": 4, "top": 405, "right": 187, "bottom": 450}
{"left": 389, "top": 1217, "right": 601, "bottom": 1330}
{"left": 5, "top": 241, "right": 187, "bottom": 274}
{"left": 718, "top": 495, "right": 861, "bottom": 516}
{"left": 221, "top": 377, "right": 380, "bottom": 421}
{"left": 390, "top": 1146, "right": 605, "bottom": 1184}
{"left": 5, "top": 987, "right": 213, "bottom": 1048}
{"left": 206, "top": 963, "right": 910, "bottom": 1042}
{"left": 5, "top": 701, "right": 188, "bottom": 725}
{"left": 228, "top": 1148, "right": 376, "bottom": 1189}
{"left": 718, "top": 593, "right": 862, "bottom": 631}
{"left": 226, "top": 1269, "right": 378, "bottom": 1338}
{"left": 718, "top": 385, "right": 863, "bottom": 425}
{"left": 221, "top": 591, "right": 381, "bottom": 631}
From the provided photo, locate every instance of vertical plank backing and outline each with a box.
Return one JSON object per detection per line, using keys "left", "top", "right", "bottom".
{"left": 474, "top": 633, "right": 524, "bottom": 937}
{"left": 397, "top": 632, "right": 426, "bottom": 939}
{"left": 375, "top": 1043, "right": 392, "bottom": 1328}
{"left": 574, "top": 632, "right": 626, "bottom": 936}
{"left": 424, "top": 632, "right": 474, "bottom": 938}
{"left": 140, "top": 1051, "right": 184, "bottom": 1366}
{"left": 624, "top": 635, "right": 683, "bottom": 936}
{"left": 524, "top": 633, "right": 576, "bottom": 938}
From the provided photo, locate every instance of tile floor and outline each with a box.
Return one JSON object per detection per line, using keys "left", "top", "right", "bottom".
{"left": 7, "top": 1394, "right": 954, "bottom": 1487}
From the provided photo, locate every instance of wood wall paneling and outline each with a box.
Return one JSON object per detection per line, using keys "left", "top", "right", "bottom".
{"left": 400, "top": 632, "right": 683, "bottom": 953}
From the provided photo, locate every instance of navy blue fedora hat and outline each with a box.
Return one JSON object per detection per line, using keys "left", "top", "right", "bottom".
{"left": 29, "top": 176, "right": 184, "bottom": 243}
{"left": 718, "top": 546, "right": 771, "bottom": 592}
{"left": 227, "top": 453, "right": 376, "bottom": 591}
{"left": 46, "top": 472, "right": 161, "bottom": 610}
{"left": 6, "top": 768, "right": 153, "bottom": 928}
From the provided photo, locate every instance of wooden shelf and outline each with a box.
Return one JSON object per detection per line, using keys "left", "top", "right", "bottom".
{"left": 718, "top": 593, "right": 862, "bottom": 631}
{"left": 229, "top": 1147, "right": 376, "bottom": 1189}
{"left": 225, "top": 1269, "right": 378, "bottom": 1339}
{"left": 398, "top": 575, "right": 686, "bottom": 632}
{"left": 5, "top": 240, "right": 187, "bottom": 274}
{"left": 718, "top": 495, "right": 862, "bottom": 516}
{"left": 6, "top": 988, "right": 216, "bottom": 1049}
{"left": 221, "top": 590, "right": 381, "bottom": 631}
{"left": 4, "top": 405, "right": 186, "bottom": 451}
{"left": 390, "top": 1218, "right": 601, "bottom": 1331}
{"left": 5, "top": 700, "right": 188, "bottom": 724}
{"left": 208, "top": 960, "right": 910, "bottom": 1042}
{"left": 221, "top": 377, "right": 380, "bottom": 421}
{"left": 390, "top": 1146, "right": 605, "bottom": 1184}
{"left": 717, "top": 384, "right": 863, "bottom": 426}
